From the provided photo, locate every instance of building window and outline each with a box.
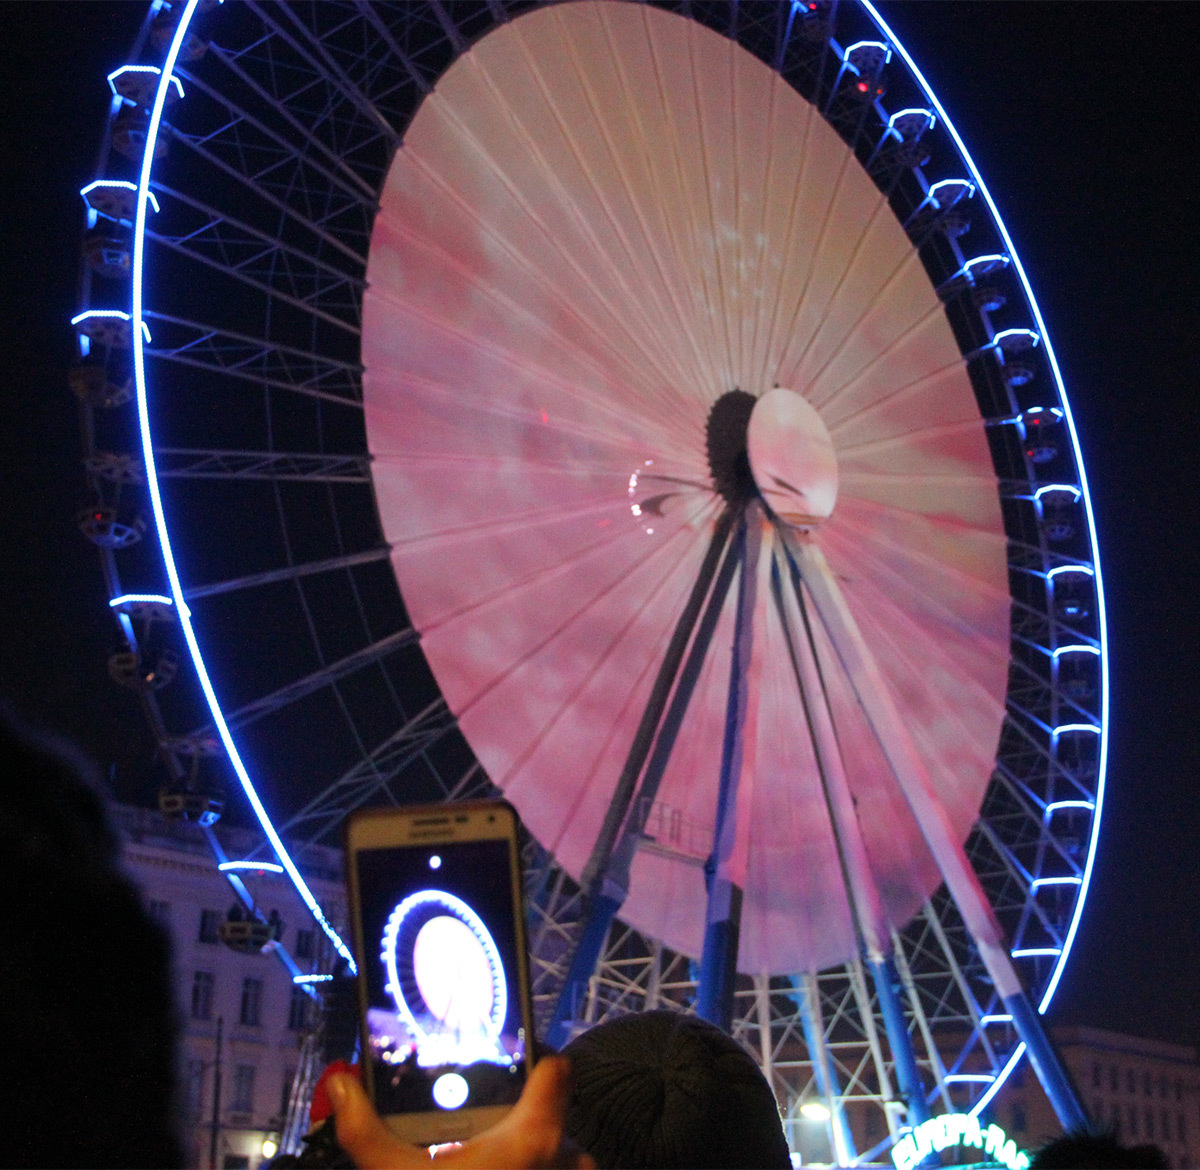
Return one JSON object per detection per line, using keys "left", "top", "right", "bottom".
{"left": 185, "top": 1059, "right": 206, "bottom": 1117}
{"left": 1176, "top": 1080, "right": 1184, "bottom": 1102}
{"left": 231, "top": 1064, "right": 256, "bottom": 1114}
{"left": 1127, "top": 1069, "right": 1136, "bottom": 1094}
{"left": 1110, "top": 1066, "right": 1119, "bottom": 1092}
{"left": 148, "top": 898, "right": 171, "bottom": 927}
{"left": 1145, "top": 1108, "right": 1155, "bottom": 1139}
{"left": 239, "top": 977, "right": 263, "bottom": 1026}
{"left": 1128, "top": 1105, "right": 1138, "bottom": 1138}
{"left": 295, "top": 929, "right": 315, "bottom": 961}
{"left": 288, "top": 985, "right": 310, "bottom": 1032}
{"left": 1012, "top": 1104, "right": 1026, "bottom": 1134}
{"left": 280, "top": 1067, "right": 295, "bottom": 1119}
{"left": 1179, "top": 1113, "right": 1187, "bottom": 1142}
{"left": 1144, "top": 1071, "right": 1153, "bottom": 1096}
{"left": 1160, "top": 1075, "right": 1169, "bottom": 1099}
{"left": 191, "top": 970, "right": 214, "bottom": 1021}
{"left": 1092, "top": 1062, "right": 1102, "bottom": 1089}
{"left": 199, "top": 908, "right": 222, "bottom": 944}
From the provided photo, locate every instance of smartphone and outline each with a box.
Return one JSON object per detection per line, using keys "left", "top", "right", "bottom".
{"left": 344, "top": 800, "right": 534, "bottom": 1146}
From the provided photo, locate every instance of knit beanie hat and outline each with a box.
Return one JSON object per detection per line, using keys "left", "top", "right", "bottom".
{"left": 562, "top": 1009, "right": 792, "bottom": 1169}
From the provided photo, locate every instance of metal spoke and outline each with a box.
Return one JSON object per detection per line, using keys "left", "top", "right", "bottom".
{"left": 145, "top": 312, "right": 363, "bottom": 404}
{"left": 192, "top": 625, "right": 419, "bottom": 735}
{"left": 157, "top": 449, "right": 370, "bottom": 483}
{"left": 185, "top": 547, "right": 390, "bottom": 601}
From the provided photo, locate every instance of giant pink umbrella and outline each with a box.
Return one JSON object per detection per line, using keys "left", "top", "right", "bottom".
{"left": 363, "top": 1, "right": 1008, "bottom": 983}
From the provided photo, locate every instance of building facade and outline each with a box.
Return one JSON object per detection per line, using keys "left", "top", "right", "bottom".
{"left": 114, "top": 804, "right": 345, "bottom": 1170}
{"left": 992, "top": 1025, "right": 1200, "bottom": 1167}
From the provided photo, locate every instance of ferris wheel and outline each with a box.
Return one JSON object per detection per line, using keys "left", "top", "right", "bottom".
{"left": 74, "top": 1, "right": 1107, "bottom": 1162}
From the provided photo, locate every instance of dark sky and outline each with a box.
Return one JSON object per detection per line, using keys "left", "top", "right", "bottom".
{"left": 3, "top": 2, "right": 1199, "bottom": 1049}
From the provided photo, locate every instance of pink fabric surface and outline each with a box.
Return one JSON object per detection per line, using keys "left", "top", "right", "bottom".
{"left": 362, "top": 2, "right": 1008, "bottom": 974}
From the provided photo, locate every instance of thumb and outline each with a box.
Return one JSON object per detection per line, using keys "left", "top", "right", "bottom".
{"left": 328, "top": 1072, "right": 426, "bottom": 1170}
{"left": 442, "top": 1056, "right": 593, "bottom": 1169}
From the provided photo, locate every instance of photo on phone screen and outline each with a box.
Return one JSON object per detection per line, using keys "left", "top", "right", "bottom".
{"left": 353, "top": 835, "right": 528, "bottom": 1119}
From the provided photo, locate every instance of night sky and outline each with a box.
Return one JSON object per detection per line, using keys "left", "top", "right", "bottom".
{"left": 4, "top": 2, "right": 1198, "bottom": 1049}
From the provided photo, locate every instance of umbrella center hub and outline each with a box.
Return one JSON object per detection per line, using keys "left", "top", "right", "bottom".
{"left": 705, "top": 390, "right": 758, "bottom": 504}
{"left": 747, "top": 387, "right": 839, "bottom": 527}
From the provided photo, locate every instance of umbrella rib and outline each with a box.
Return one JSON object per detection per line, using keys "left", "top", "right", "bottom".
{"left": 644, "top": 16, "right": 732, "bottom": 394}
{"left": 823, "top": 354, "right": 964, "bottom": 436}
{"left": 422, "top": 493, "right": 716, "bottom": 636}
{"left": 785, "top": 187, "right": 894, "bottom": 377}
{"left": 563, "top": 9, "right": 716, "bottom": 404}
{"left": 810, "top": 299, "right": 949, "bottom": 416}
{"left": 456, "top": 500, "right": 728, "bottom": 727}
{"left": 821, "top": 512, "right": 1010, "bottom": 604}
{"left": 754, "top": 93, "right": 819, "bottom": 393}
{"left": 516, "top": 24, "right": 702, "bottom": 414}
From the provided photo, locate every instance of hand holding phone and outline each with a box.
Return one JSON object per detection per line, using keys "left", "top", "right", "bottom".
{"left": 326, "top": 1055, "right": 594, "bottom": 1169}
{"left": 345, "top": 801, "right": 535, "bottom": 1146}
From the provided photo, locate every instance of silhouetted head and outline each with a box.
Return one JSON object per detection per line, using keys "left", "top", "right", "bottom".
{"left": 1030, "top": 1126, "right": 1168, "bottom": 1169}
{"left": 1, "top": 705, "right": 182, "bottom": 1167}
{"left": 562, "top": 1009, "right": 791, "bottom": 1169}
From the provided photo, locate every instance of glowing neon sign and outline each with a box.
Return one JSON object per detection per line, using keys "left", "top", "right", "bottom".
{"left": 891, "top": 1113, "right": 1029, "bottom": 1170}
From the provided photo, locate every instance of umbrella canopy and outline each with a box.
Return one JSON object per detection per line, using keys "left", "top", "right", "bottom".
{"left": 362, "top": 0, "right": 1008, "bottom": 975}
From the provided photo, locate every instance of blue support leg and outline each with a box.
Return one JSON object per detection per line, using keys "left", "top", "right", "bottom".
{"left": 695, "top": 881, "right": 743, "bottom": 1031}
{"left": 547, "top": 509, "right": 742, "bottom": 1048}
{"left": 869, "top": 956, "right": 932, "bottom": 1128}
{"left": 544, "top": 891, "right": 623, "bottom": 1050}
{"left": 1003, "top": 990, "right": 1088, "bottom": 1131}
{"left": 695, "top": 513, "right": 758, "bottom": 1033}
{"left": 791, "top": 975, "right": 858, "bottom": 1165}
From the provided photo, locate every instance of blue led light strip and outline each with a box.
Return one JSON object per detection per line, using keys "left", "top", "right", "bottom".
{"left": 80, "top": 180, "right": 161, "bottom": 215}
{"left": 218, "top": 860, "right": 285, "bottom": 874}
{"left": 861, "top": 0, "right": 1110, "bottom": 1112}
{"left": 1044, "top": 801, "right": 1094, "bottom": 819}
{"left": 110, "top": 593, "right": 173, "bottom": 608}
{"left": 108, "top": 65, "right": 185, "bottom": 100}
{"left": 127, "top": 0, "right": 355, "bottom": 973}
{"left": 72, "top": 309, "right": 152, "bottom": 342}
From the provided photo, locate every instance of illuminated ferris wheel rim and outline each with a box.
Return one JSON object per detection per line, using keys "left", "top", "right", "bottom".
{"left": 83, "top": 0, "right": 1109, "bottom": 1130}
{"left": 381, "top": 889, "right": 508, "bottom": 1042}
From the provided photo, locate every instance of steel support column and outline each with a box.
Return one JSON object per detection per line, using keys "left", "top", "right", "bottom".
{"left": 869, "top": 957, "right": 932, "bottom": 1128}
{"left": 782, "top": 528, "right": 1089, "bottom": 1131}
{"left": 891, "top": 936, "right": 954, "bottom": 1115}
{"left": 1004, "top": 990, "right": 1088, "bottom": 1131}
{"left": 848, "top": 959, "right": 901, "bottom": 1143}
{"left": 697, "top": 509, "right": 766, "bottom": 1031}
{"left": 547, "top": 506, "right": 739, "bottom": 1046}
{"left": 793, "top": 973, "right": 858, "bottom": 1167}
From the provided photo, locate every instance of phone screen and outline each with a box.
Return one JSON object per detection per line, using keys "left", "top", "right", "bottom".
{"left": 354, "top": 836, "right": 528, "bottom": 1118}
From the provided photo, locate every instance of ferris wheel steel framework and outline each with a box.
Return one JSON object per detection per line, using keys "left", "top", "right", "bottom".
{"left": 73, "top": 0, "right": 1107, "bottom": 1158}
